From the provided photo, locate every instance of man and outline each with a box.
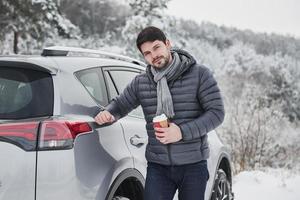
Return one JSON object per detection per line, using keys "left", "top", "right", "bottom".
{"left": 94, "top": 26, "right": 224, "bottom": 200}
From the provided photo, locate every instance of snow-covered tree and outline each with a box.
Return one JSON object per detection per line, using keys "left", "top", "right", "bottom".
{"left": 35, "top": 0, "right": 79, "bottom": 38}
{"left": 121, "top": 0, "right": 171, "bottom": 56}
{"left": 216, "top": 41, "right": 300, "bottom": 172}
{"left": 0, "top": 0, "right": 79, "bottom": 54}
{"left": 264, "top": 54, "right": 300, "bottom": 122}
{"left": 127, "top": 0, "right": 170, "bottom": 17}
{"left": 60, "top": 0, "right": 129, "bottom": 37}
{"left": 221, "top": 81, "right": 290, "bottom": 172}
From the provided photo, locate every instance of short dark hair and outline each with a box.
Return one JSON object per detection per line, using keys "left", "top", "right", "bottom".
{"left": 136, "top": 26, "right": 167, "bottom": 52}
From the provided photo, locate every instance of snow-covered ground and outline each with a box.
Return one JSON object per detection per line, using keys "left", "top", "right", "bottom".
{"left": 233, "top": 169, "right": 300, "bottom": 200}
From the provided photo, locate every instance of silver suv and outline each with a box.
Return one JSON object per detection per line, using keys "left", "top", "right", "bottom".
{"left": 0, "top": 46, "right": 233, "bottom": 200}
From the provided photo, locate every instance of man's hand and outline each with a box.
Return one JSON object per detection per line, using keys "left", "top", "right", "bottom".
{"left": 94, "top": 110, "right": 115, "bottom": 125}
{"left": 154, "top": 123, "right": 182, "bottom": 144}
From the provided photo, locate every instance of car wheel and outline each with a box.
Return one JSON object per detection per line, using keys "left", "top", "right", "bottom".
{"left": 210, "top": 169, "right": 231, "bottom": 200}
{"left": 112, "top": 196, "right": 130, "bottom": 200}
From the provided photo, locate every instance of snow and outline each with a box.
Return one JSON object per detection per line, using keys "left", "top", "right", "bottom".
{"left": 233, "top": 169, "right": 300, "bottom": 200}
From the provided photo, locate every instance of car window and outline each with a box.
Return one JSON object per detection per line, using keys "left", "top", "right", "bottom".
{"left": 109, "top": 70, "right": 139, "bottom": 93}
{"left": 105, "top": 69, "right": 144, "bottom": 118}
{"left": 75, "top": 68, "right": 108, "bottom": 106}
{"left": 0, "top": 67, "right": 53, "bottom": 119}
{"left": 104, "top": 71, "right": 118, "bottom": 100}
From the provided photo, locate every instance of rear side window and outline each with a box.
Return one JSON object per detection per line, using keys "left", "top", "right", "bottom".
{"left": 104, "top": 68, "right": 144, "bottom": 118}
{"left": 0, "top": 67, "right": 53, "bottom": 119}
{"left": 75, "top": 68, "right": 108, "bottom": 106}
{"left": 109, "top": 70, "right": 139, "bottom": 94}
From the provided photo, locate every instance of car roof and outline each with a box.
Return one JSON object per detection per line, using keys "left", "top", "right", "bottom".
{"left": 49, "top": 56, "right": 146, "bottom": 73}
{"left": 0, "top": 50, "right": 146, "bottom": 74}
{"left": 41, "top": 46, "right": 146, "bottom": 73}
{"left": 0, "top": 55, "right": 59, "bottom": 74}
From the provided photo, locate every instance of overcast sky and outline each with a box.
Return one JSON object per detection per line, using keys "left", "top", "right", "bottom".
{"left": 166, "top": 0, "right": 300, "bottom": 38}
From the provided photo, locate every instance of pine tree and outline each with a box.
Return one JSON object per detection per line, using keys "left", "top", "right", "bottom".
{"left": 121, "top": 0, "right": 171, "bottom": 56}
{"left": 0, "top": 0, "right": 79, "bottom": 54}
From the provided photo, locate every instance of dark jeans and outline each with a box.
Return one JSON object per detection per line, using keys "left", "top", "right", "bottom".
{"left": 144, "top": 160, "right": 209, "bottom": 200}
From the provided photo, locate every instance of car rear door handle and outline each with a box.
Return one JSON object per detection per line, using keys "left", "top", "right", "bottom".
{"left": 130, "top": 135, "right": 147, "bottom": 147}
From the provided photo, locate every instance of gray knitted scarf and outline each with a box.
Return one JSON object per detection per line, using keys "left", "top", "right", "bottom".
{"left": 151, "top": 52, "right": 186, "bottom": 118}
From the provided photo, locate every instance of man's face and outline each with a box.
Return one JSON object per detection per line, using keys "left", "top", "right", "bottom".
{"left": 140, "top": 40, "right": 172, "bottom": 69}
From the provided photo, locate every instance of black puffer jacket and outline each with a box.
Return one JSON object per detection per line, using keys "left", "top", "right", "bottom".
{"left": 106, "top": 49, "right": 225, "bottom": 165}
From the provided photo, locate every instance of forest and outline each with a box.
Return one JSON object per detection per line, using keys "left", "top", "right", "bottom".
{"left": 1, "top": 0, "right": 299, "bottom": 174}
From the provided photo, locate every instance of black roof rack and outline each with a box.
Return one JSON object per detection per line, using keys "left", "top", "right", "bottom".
{"left": 41, "top": 46, "right": 146, "bottom": 67}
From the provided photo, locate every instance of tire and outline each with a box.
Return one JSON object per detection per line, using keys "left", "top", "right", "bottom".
{"left": 210, "top": 169, "right": 232, "bottom": 200}
{"left": 112, "top": 196, "right": 130, "bottom": 200}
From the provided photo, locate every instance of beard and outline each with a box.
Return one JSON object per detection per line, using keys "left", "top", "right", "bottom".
{"left": 152, "top": 54, "right": 171, "bottom": 69}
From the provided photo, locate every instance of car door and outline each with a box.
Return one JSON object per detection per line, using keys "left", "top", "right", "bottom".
{"left": 103, "top": 66, "right": 148, "bottom": 175}
{"left": 74, "top": 67, "right": 134, "bottom": 169}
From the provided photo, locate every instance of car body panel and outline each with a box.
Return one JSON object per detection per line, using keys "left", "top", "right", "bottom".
{"left": 0, "top": 142, "right": 36, "bottom": 200}
{"left": 119, "top": 116, "right": 148, "bottom": 178}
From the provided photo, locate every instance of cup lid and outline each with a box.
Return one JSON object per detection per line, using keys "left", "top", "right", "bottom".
{"left": 153, "top": 114, "right": 168, "bottom": 122}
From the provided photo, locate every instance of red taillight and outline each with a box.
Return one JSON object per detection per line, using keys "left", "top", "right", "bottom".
{"left": 0, "top": 120, "right": 92, "bottom": 150}
{"left": 0, "top": 122, "right": 39, "bottom": 140}
{"left": 65, "top": 121, "right": 92, "bottom": 138}
{"left": 39, "top": 121, "right": 92, "bottom": 149}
